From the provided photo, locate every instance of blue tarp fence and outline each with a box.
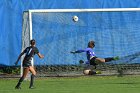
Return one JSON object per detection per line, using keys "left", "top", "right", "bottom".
{"left": 1, "top": 0, "right": 140, "bottom": 66}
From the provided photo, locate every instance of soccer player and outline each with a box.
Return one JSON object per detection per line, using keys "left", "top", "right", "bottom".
{"left": 71, "top": 40, "right": 119, "bottom": 75}
{"left": 15, "top": 39, "right": 44, "bottom": 89}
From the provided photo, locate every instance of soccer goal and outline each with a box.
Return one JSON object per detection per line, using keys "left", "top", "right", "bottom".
{"left": 22, "top": 8, "right": 140, "bottom": 77}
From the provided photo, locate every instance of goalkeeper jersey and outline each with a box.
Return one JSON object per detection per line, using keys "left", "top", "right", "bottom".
{"left": 75, "top": 47, "right": 96, "bottom": 61}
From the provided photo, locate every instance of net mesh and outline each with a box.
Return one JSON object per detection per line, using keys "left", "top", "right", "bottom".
{"left": 22, "top": 10, "right": 140, "bottom": 76}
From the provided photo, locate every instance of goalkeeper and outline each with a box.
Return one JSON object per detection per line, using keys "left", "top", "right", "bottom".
{"left": 15, "top": 39, "right": 44, "bottom": 89}
{"left": 70, "top": 40, "right": 119, "bottom": 75}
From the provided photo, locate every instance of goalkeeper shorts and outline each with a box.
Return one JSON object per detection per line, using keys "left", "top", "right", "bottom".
{"left": 90, "top": 56, "right": 98, "bottom": 66}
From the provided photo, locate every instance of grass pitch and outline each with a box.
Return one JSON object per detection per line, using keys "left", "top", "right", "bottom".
{"left": 0, "top": 75, "right": 140, "bottom": 93}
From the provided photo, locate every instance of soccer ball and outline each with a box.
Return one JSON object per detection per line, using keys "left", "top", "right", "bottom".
{"left": 73, "top": 16, "right": 78, "bottom": 22}
{"left": 83, "top": 69, "right": 91, "bottom": 75}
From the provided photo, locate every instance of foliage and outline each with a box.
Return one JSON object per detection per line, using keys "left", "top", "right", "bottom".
{"left": 0, "top": 66, "right": 20, "bottom": 74}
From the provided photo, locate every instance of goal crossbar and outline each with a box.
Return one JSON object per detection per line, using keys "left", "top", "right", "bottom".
{"left": 29, "top": 8, "right": 140, "bottom": 13}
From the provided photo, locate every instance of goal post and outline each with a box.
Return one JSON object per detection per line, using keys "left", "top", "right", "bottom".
{"left": 22, "top": 8, "right": 140, "bottom": 77}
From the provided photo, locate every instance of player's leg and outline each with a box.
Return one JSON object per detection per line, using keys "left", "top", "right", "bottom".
{"left": 95, "top": 58, "right": 105, "bottom": 62}
{"left": 29, "top": 66, "right": 36, "bottom": 89}
{"left": 88, "top": 70, "right": 96, "bottom": 75}
{"left": 15, "top": 67, "right": 29, "bottom": 89}
{"left": 83, "top": 69, "right": 101, "bottom": 75}
{"left": 95, "top": 56, "right": 119, "bottom": 63}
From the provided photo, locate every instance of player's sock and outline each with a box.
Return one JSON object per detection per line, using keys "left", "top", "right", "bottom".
{"left": 88, "top": 71, "right": 96, "bottom": 75}
{"left": 105, "top": 56, "right": 119, "bottom": 62}
{"left": 88, "top": 71, "right": 101, "bottom": 75}
{"left": 105, "top": 57, "right": 114, "bottom": 62}
{"left": 29, "top": 74, "right": 35, "bottom": 88}
{"left": 15, "top": 76, "right": 24, "bottom": 89}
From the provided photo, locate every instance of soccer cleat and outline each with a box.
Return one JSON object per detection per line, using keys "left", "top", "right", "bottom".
{"left": 15, "top": 86, "right": 21, "bottom": 89}
{"left": 113, "top": 56, "right": 120, "bottom": 60}
{"left": 96, "top": 71, "right": 102, "bottom": 74}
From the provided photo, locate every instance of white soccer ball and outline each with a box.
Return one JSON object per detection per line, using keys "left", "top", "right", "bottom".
{"left": 83, "top": 69, "right": 91, "bottom": 75}
{"left": 73, "top": 16, "right": 78, "bottom": 22}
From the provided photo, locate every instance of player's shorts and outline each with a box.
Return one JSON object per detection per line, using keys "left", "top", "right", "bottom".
{"left": 90, "top": 56, "right": 98, "bottom": 66}
{"left": 22, "top": 61, "right": 32, "bottom": 68}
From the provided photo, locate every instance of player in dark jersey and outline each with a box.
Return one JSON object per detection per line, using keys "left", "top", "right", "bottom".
{"left": 71, "top": 40, "right": 119, "bottom": 75}
{"left": 15, "top": 39, "right": 44, "bottom": 89}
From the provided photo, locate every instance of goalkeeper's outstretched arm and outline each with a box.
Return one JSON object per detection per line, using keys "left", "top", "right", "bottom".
{"left": 70, "top": 49, "right": 88, "bottom": 54}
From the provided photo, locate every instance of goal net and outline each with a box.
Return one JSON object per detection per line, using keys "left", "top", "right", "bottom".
{"left": 22, "top": 9, "right": 140, "bottom": 77}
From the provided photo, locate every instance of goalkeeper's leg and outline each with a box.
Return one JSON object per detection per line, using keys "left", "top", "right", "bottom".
{"left": 83, "top": 69, "right": 101, "bottom": 75}
{"left": 95, "top": 56, "right": 119, "bottom": 63}
{"left": 89, "top": 70, "right": 101, "bottom": 75}
{"left": 105, "top": 56, "right": 119, "bottom": 62}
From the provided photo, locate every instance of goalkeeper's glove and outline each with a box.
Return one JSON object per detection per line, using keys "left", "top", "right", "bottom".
{"left": 70, "top": 51, "right": 76, "bottom": 54}
{"left": 79, "top": 60, "right": 84, "bottom": 64}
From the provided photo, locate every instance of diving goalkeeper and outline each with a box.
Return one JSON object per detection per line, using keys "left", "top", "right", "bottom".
{"left": 70, "top": 40, "right": 119, "bottom": 75}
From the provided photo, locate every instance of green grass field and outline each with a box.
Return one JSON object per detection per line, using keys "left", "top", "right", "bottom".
{"left": 0, "top": 75, "right": 140, "bottom": 93}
